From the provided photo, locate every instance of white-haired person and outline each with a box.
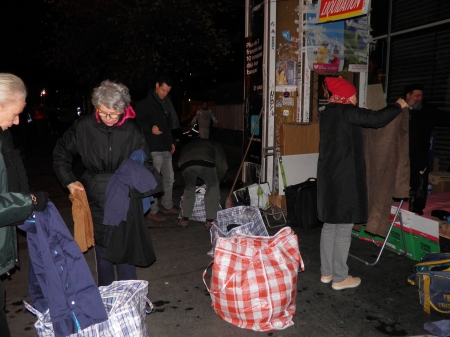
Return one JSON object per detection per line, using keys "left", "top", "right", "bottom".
{"left": 53, "top": 80, "right": 161, "bottom": 286}
{"left": 0, "top": 73, "right": 48, "bottom": 337}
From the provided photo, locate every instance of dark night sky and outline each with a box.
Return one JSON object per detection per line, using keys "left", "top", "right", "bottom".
{"left": 1, "top": 0, "right": 246, "bottom": 105}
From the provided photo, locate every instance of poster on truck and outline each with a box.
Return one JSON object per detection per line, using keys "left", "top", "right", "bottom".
{"left": 305, "top": 4, "right": 369, "bottom": 72}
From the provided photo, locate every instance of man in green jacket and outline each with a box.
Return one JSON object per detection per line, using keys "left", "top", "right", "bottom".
{"left": 178, "top": 138, "right": 227, "bottom": 228}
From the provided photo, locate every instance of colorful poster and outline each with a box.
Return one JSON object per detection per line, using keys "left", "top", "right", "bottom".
{"left": 305, "top": 5, "right": 369, "bottom": 72}
{"left": 344, "top": 16, "right": 369, "bottom": 72}
{"left": 317, "top": 0, "right": 369, "bottom": 23}
{"left": 275, "top": 60, "right": 296, "bottom": 86}
{"left": 305, "top": 10, "right": 344, "bottom": 73}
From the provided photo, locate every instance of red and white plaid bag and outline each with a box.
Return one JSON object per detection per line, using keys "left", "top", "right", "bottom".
{"left": 203, "top": 226, "right": 303, "bottom": 331}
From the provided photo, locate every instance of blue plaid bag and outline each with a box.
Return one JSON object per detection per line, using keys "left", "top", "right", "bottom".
{"left": 25, "top": 280, "right": 153, "bottom": 337}
{"left": 208, "top": 206, "right": 269, "bottom": 257}
{"left": 179, "top": 185, "right": 222, "bottom": 222}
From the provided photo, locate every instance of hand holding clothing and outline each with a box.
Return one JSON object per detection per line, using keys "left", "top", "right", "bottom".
{"left": 30, "top": 191, "right": 48, "bottom": 212}
{"left": 67, "top": 182, "right": 84, "bottom": 195}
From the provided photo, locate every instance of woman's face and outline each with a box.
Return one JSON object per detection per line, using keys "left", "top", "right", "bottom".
{"left": 0, "top": 96, "right": 26, "bottom": 131}
{"left": 97, "top": 104, "right": 122, "bottom": 127}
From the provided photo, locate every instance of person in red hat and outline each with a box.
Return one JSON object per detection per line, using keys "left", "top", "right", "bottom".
{"left": 317, "top": 77, "right": 408, "bottom": 290}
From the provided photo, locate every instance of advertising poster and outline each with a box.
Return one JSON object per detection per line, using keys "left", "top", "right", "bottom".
{"left": 306, "top": 6, "right": 369, "bottom": 72}
{"left": 305, "top": 9, "right": 344, "bottom": 73}
{"left": 344, "top": 16, "right": 369, "bottom": 72}
{"left": 244, "top": 1, "right": 264, "bottom": 165}
{"left": 317, "top": 0, "right": 369, "bottom": 23}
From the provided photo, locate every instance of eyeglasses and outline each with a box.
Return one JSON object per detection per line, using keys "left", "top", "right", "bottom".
{"left": 97, "top": 108, "right": 122, "bottom": 119}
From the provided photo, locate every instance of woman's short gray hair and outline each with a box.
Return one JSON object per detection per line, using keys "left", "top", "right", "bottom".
{"left": 0, "top": 73, "right": 27, "bottom": 107}
{"left": 91, "top": 80, "right": 131, "bottom": 113}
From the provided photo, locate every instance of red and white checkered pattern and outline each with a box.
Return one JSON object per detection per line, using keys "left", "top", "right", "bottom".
{"left": 203, "top": 226, "right": 304, "bottom": 331}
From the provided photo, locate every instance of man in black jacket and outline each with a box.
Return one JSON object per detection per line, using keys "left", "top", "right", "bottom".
{"left": 405, "top": 84, "right": 450, "bottom": 214}
{"left": 178, "top": 138, "right": 227, "bottom": 228}
{"left": 135, "top": 75, "right": 179, "bottom": 221}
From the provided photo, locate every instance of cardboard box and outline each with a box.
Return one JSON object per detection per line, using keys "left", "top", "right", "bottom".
{"left": 352, "top": 208, "right": 440, "bottom": 261}
{"left": 432, "top": 182, "right": 450, "bottom": 194}
{"left": 385, "top": 224, "right": 440, "bottom": 261}
{"left": 429, "top": 172, "right": 450, "bottom": 194}
{"left": 385, "top": 208, "right": 440, "bottom": 261}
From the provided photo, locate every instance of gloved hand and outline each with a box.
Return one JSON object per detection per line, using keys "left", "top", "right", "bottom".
{"left": 30, "top": 191, "right": 49, "bottom": 212}
{"left": 217, "top": 122, "right": 223, "bottom": 131}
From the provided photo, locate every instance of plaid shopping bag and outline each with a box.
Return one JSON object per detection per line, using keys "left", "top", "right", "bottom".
{"left": 25, "top": 280, "right": 153, "bottom": 337}
{"left": 208, "top": 206, "right": 269, "bottom": 257}
{"left": 179, "top": 185, "right": 222, "bottom": 222}
{"left": 203, "top": 226, "right": 304, "bottom": 331}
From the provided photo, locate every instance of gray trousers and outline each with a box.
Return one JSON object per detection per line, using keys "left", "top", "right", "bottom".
{"left": 199, "top": 127, "right": 210, "bottom": 139}
{"left": 181, "top": 165, "right": 220, "bottom": 220}
{"left": 150, "top": 151, "right": 174, "bottom": 213}
{"left": 320, "top": 223, "right": 354, "bottom": 283}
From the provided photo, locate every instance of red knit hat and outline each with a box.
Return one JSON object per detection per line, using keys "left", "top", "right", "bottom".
{"left": 324, "top": 77, "right": 356, "bottom": 99}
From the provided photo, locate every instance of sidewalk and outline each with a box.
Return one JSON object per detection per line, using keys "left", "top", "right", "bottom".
{"left": 3, "top": 129, "right": 441, "bottom": 336}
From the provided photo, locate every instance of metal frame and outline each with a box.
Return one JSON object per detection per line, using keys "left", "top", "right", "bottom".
{"left": 349, "top": 199, "right": 407, "bottom": 266}
{"left": 258, "top": 146, "right": 287, "bottom": 228}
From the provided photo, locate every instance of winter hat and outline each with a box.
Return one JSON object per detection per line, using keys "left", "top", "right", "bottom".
{"left": 324, "top": 77, "right": 356, "bottom": 99}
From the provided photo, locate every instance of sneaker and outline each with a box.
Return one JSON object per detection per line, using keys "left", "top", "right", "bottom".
{"left": 160, "top": 206, "right": 180, "bottom": 215}
{"left": 179, "top": 220, "right": 188, "bottom": 227}
{"left": 331, "top": 276, "right": 361, "bottom": 290}
{"left": 204, "top": 221, "right": 213, "bottom": 229}
{"left": 321, "top": 275, "right": 333, "bottom": 284}
{"left": 146, "top": 212, "right": 167, "bottom": 222}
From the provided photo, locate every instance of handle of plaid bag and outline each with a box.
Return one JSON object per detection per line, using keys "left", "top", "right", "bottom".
{"left": 145, "top": 297, "right": 154, "bottom": 315}
{"left": 202, "top": 261, "right": 214, "bottom": 292}
{"left": 24, "top": 301, "right": 45, "bottom": 320}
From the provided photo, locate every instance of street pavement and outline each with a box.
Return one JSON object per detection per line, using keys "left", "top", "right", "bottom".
{"left": 2, "top": 128, "right": 442, "bottom": 337}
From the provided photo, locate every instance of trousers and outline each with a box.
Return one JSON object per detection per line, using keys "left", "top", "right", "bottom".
{"left": 94, "top": 241, "right": 137, "bottom": 287}
{"left": 181, "top": 165, "right": 220, "bottom": 220}
{"left": 150, "top": 151, "right": 174, "bottom": 213}
{"left": 320, "top": 223, "right": 354, "bottom": 283}
{"left": 199, "top": 127, "right": 210, "bottom": 139}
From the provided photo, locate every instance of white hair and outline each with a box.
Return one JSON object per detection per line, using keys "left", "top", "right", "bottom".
{"left": 0, "top": 73, "right": 27, "bottom": 107}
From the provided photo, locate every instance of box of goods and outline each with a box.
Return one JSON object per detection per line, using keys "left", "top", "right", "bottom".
{"left": 352, "top": 226, "right": 385, "bottom": 245}
{"left": 386, "top": 207, "right": 440, "bottom": 261}
{"left": 429, "top": 172, "right": 450, "bottom": 194}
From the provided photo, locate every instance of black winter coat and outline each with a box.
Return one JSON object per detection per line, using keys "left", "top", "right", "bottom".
{"left": 317, "top": 103, "right": 402, "bottom": 224}
{"left": 53, "top": 114, "right": 163, "bottom": 236}
{"left": 135, "top": 91, "right": 174, "bottom": 152}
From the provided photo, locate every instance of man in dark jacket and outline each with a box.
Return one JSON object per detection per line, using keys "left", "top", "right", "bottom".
{"left": 404, "top": 84, "right": 450, "bottom": 215}
{"left": 178, "top": 138, "right": 227, "bottom": 228}
{"left": 135, "top": 75, "right": 179, "bottom": 222}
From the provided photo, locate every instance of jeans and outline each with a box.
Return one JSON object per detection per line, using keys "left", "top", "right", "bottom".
{"left": 320, "top": 223, "right": 354, "bottom": 283}
{"left": 150, "top": 151, "right": 174, "bottom": 213}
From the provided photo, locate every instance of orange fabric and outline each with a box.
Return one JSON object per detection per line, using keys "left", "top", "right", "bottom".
{"left": 69, "top": 182, "right": 95, "bottom": 252}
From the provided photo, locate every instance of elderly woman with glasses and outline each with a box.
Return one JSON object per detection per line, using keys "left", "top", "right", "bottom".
{"left": 53, "top": 80, "right": 162, "bottom": 286}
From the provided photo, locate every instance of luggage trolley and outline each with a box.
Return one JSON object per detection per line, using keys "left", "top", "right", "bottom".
{"left": 349, "top": 199, "right": 407, "bottom": 266}
{"left": 257, "top": 147, "right": 287, "bottom": 228}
